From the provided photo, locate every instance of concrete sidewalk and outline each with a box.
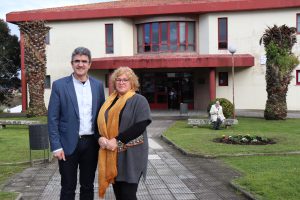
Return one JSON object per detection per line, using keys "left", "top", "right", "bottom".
{"left": 3, "top": 119, "right": 249, "bottom": 200}
{"left": 5, "top": 108, "right": 300, "bottom": 199}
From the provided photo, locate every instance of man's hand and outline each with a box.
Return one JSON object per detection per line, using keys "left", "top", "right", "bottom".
{"left": 54, "top": 150, "right": 66, "bottom": 161}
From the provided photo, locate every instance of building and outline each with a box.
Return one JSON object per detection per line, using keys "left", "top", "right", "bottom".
{"left": 6, "top": 0, "right": 300, "bottom": 112}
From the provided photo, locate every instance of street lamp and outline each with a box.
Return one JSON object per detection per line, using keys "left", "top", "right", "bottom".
{"left": 228, "top": 45, "right": 236, "bottom": 119}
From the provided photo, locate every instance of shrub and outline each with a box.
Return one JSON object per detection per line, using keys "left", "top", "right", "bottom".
{"left": 207, "top": 98, "right": 234, "bottom": 118}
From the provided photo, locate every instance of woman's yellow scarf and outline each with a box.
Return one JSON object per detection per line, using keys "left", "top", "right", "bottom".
{"left": 97, "top": 90, "right": 135, "bottom": 198}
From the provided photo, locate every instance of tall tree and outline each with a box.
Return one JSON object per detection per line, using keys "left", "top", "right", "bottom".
{"left": 18, "top": 21, "right": 50, "bottom": 116}
{"left": 260, "top": 25, "right": 299, "bottom": 120}
{"left": 0, "top": 19, "right": 20, "bottom": 106}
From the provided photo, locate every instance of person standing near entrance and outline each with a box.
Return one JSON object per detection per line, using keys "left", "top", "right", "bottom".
{"left": 168, "top": 87, "right": 177, "bottom": 109}
{"left": 48, "top": 47, "right": 105, "bottom": 200}
{"left": 97, "top": 66, "right": 151, "bottom": 200}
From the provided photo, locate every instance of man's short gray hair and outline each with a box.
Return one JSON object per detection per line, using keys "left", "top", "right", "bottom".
{"left": 71, "top": 47, "right": 91, "bottom": 62}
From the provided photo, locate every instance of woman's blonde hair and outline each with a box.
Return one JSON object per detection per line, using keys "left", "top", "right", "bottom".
{"left": 111, "top": 66, "right": 140, "bottom": 91}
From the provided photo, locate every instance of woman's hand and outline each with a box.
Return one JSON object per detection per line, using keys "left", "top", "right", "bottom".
{"left": 98, "top": 136, "right": 109, "bottom": 149}
{"left": 106, "top": 138, "right": 118, "bottom": 151}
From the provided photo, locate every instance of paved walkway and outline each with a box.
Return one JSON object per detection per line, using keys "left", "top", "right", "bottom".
{"left": 3, "top": 118, "right": 249, "bottom": 200}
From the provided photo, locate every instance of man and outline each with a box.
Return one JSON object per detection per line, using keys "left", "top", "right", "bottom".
{"left": 209, "top": 100, "right": 225, "bottom": 130}
{"left": 48, "top": 47, "right": 105, "bottom": 199}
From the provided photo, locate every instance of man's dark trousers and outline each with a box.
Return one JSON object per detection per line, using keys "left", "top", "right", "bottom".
{"left": 59, "top": 136, "right": 99, "bottom": 200}
{"left": 213, "top": 118, "right": 222, "bottom": 130}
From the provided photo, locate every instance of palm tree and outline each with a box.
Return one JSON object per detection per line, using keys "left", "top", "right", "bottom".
{"left": 18, "top": 21, "right": 50, "bottom": 116}
{"left": 260, "top": 25, "right": 299, "bottom": 120}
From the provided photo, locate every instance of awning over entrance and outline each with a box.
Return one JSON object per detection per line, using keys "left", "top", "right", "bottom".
{"left": 91, "top": 54, "right": 254, "bottom": 69}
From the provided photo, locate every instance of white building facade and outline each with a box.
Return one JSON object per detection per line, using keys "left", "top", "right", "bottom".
{"left": 6, "top": 0, "right": 300, "bottom": 111}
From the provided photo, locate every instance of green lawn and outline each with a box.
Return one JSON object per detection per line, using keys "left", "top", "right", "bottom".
{"left": 0, "top": 116, "right": 47, "bottom": 199}
{"left": 163, "top": 118, "right": 300, "bottom": 156}
{"left": 163, "top": 117, "right": 300, "bottom": 200}
{"left": 223, "top": 155, "right": 300, "bottom": 200}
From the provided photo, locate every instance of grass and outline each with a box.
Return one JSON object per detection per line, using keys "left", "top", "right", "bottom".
{"left": 163, "top": 117, "right": 300, "bottom": 156}
{"left": 163, "top": 117, "right": 300, "bottom": 200}
{"left": 0, "top": 192, "right": 19, "bottom": 200}
{"left": 0, "top": 116, "right": 47, "bottom": 199}
{"left": 223, "top": 155, "right": 300, "bottom": 200}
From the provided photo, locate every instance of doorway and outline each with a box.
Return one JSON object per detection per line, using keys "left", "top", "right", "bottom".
{"left": 139, "top": 72, "right": 194, "bottom": 110}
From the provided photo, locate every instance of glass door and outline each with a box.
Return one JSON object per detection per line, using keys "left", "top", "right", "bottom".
{"left": 139, "top": 72, "right": 193, "bottom": 110}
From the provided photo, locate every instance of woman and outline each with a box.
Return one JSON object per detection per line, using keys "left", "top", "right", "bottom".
{"left": 97, "top": 66, "right": 152, "bottom": 199}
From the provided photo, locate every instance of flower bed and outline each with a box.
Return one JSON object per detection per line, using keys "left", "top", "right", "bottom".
{"left": 214, "top": 134, "right": 276, "bottom": 145}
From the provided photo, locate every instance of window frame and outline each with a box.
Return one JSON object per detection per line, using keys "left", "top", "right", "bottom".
{"left": 218, "top": 17, "right": 228, "bottom": 50}
{"left": 137, "top": 21, "right": 195, "bottom": 53}
{"left": 296, "top": 70, "right": 300, "bottom": 85}
{"left": 105, "top": 24, "right": 114, "bottom": 54}
{"left": 218, "top": 72, "right": 228, "bottom": 86}
{"left": 297, "top": 14, "right": 300, "bottom": 34}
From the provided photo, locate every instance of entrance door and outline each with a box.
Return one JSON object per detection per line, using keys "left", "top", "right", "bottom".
{"left": 139, "top": 72, "right": 194, "bottom": 110}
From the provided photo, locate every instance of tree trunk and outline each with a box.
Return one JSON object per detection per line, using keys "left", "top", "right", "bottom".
{"left": 264, "top": 63, "right": 290, "bottom": 120}
{"left": 19, "top": 21, "right": 50, "bottom": 117}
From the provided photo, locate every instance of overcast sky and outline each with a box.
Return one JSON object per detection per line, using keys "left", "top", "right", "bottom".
{"left": 1, "top": 0, "right": 112, "bottom": 37}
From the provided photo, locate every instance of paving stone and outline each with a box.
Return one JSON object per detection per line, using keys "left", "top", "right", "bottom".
{"left": 2, "top": 119, "right": 248, "bottom": 200}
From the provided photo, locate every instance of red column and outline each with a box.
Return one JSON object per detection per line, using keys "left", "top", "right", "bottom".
{"left": 20, "top": 33, "right": 27, "bottom": 112}
{"left": 209, "top": 68, "right": 216, "bottom": 101}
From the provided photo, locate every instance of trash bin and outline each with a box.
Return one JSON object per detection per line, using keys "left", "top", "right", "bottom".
{"left": 28, "top": 124, "right": 49, "bottom": 165}
{"left": 29, "top": 124, "right": 49, "bottom": 150}
{"left": 180, "top": 103, "right": 188, "bottom": 115}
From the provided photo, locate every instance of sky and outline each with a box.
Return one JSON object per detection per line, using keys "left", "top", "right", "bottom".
{"left": 1, "top": 0, "right": 112, "bottom": 37}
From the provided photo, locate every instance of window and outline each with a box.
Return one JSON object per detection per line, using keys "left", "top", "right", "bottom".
{"left": 296, "top": 70, "right": 300, "bottom": 85}
{"left": 45, "top": 32, "right": 50, "bottom": 45}
{"left": 219, "top": 72, "right": 228, "bottom": 86}
{"left": 45, "top": 75, "right": 51, "bottom": 89}
{"left": 137, "top": 21, "right": 195, "bottom": 53}
{"left": 297, "top": 14, "right": 300, "bottom": 34}
{"left": 105, "top": 24, "right": 114, "bottom": 54}
{"left": 218, "top": 18, "right": 228, "bottom": 49}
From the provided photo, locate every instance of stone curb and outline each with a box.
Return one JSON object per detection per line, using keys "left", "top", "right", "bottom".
{"left": 160, "top": 134, "right": 217, "bottom": 158}
{"left": 0, "top": 158, "right": 51, "bottom": 166}
{"left": 15, "top": 192, "right": 22, "bottom": 200}
{"left": 162, "top": 133, "right": 300, "bottom": 200}
{"left": 229, "top": 182, "right": 257, "bottom": 200}
{"left": 161, "top": 134, "right": 300, "bottom": 157}
{"left": 160, "top": 134, "right": 258, "bottom": 200}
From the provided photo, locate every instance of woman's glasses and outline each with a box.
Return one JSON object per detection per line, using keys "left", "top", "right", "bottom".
{"left": 116, "top": 78, "right": 129, "bottom": 83}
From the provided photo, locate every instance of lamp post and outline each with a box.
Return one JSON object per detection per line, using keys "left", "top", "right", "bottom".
{"left": 228, "top": 45, "right": 236, "bottom": 119}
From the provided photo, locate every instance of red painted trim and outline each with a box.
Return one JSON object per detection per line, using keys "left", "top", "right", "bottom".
{"left": 296, "top": 70, "right": 300, "bottom": 85}
{"left": 6, "top": 0, "right": 300, "bottom": 23}
{"left": 91, "top": 54, "right": 254, "bottom": 69}
{"left": 209, "top": 68, "right": 216, "bottom": 101}
{"left": 20, "top": 33, "right": 27, "bottom": 112}
{"left": 150, "top": 103, "right": 168, "bottom": 110}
